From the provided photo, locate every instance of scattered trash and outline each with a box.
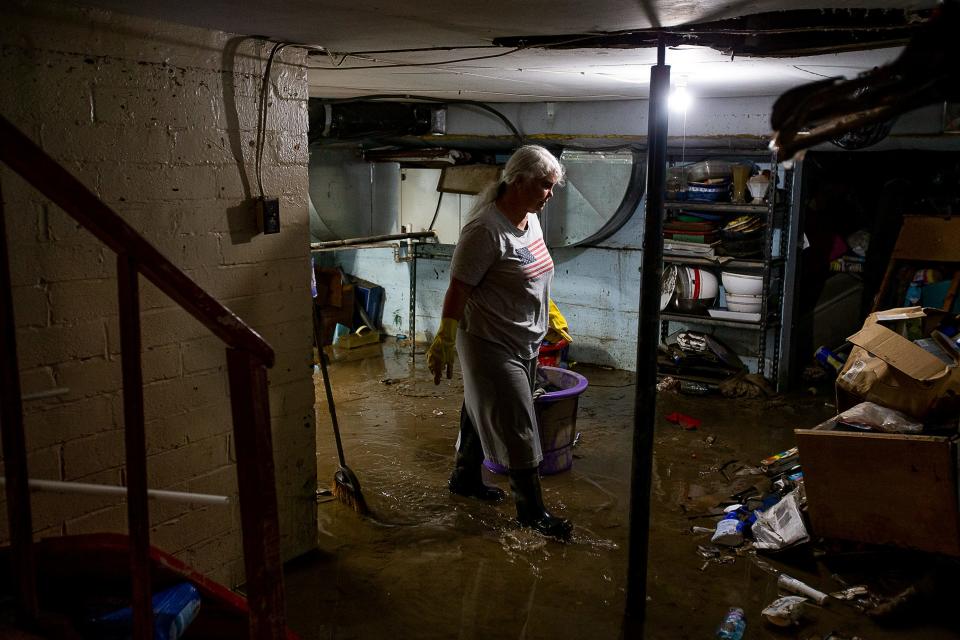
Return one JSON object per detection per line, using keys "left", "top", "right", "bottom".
{"left": 759, "top": 447, "right": 798, "bottom": 472}
{"left": 379, "top": 378, "right": 394, "bottom": 385}
{"left": 831, "top": 401, "right": 923, "bottom": 434}
{"left": 733, "top": 466, "right": 763, "bottom": 477}
{"left": 752, "top": 490, "right": 809, "bottom": 551}
{"left": 750, "top": 557, "right": 779, "bottom": 576}
{"left": 697, "top": 544, "right": 722, "bottom": 559}
{"left": 719, "top": 371, "right": 775, "bottom": 398}
{"left": 715, "top": 606, "right": 746, "bottom": 639}
{"left": 704, "top": 435, "right": 716, "bottom": 445}
{"left": 432, "top": 409, "right": 444, "bottom": 417}
{"left": 691, "top": 526, "right": 715, "bottom": 535}
{"left": 717, "top": 459, "right": 739, "bottom": 481}
{"left": 711, "top": 507, "right": 749, "bottom": 547}
{"left": 657, "top": 376, "right": 679, "bottom": 392}
{"left": 814, "top": 345, "right": 847, "bottom": 373}
{"left": 831, "top": 586, "right": 870, "bottom": 601}
{"left": 666, "top": 412, "right": 701, "bottom": 430}
{"left": 761, "top": 595, "right": 807, "bottom": 627}
{"left": 680, "top": 380, "right": 712, "bottom": 395}
{"left": 778, "top": 574, "right": 829, "bottom": 605}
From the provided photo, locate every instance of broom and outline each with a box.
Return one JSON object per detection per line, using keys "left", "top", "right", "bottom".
{"left": 315, "top": 304, "right": 369, "bottom": 515}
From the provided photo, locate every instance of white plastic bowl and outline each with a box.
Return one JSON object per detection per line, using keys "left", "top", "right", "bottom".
{"left": 726, "top": 292, "right": 762, "bottom": 304}
{"left": 722, "top": 271, "right": 764, "bottom": 296}
{"left": 727, "top": 300, "right": 762, "bottom": 313}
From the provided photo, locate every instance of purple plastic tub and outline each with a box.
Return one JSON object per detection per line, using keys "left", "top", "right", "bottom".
{"left": 484, "top": 366, "right": 589, "bottom": 476}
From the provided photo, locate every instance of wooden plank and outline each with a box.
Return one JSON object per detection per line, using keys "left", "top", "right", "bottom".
{"left": 892, "top": 215, "right": 960, "bottom": 262}
{"left": 796, "top": 429, "right": 960, "bottom": 556}
{"left": 438, "top": 164, "right": 501, "bottom": 195}
{"left": 0, "top": 175, "right": 39, "bottom": 623}
{"left": 117, "top": 255, "right": 153, "bottom": 638}
{"left": 226, "top": 350, "right": 287, "bottom": 640}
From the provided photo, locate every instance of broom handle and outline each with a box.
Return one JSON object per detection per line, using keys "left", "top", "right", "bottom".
{"left": 317, "top": 314, "right": 348, "bottom": 469}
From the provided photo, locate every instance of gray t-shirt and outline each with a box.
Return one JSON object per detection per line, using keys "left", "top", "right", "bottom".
{"left": 450, "top": 202, "right": 553, "bottom": 359}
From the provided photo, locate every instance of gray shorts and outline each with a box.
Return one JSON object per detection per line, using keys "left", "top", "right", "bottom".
{"left": 457, "top": 329, "right": 542, "bottom": 469}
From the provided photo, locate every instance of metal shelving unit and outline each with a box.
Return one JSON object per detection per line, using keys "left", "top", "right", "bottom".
{"left": 659, "top": 153, "right": 792, "bottom": 387}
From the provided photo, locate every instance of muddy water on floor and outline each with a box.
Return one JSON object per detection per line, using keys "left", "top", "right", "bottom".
{"left": 285, "top": 340, "right": 959, "bottom": 640}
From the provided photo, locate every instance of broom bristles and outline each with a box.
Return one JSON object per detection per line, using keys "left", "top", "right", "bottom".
{"left": 333, "top": 467, "right": 369, "bottom": 515}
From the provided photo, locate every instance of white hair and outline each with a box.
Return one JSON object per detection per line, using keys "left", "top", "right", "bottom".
{"left": 468, "top": 145, "right": 565, "bottom": 217}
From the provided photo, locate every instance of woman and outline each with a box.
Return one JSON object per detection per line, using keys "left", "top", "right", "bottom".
{"left": 426, "top": 145, "right": 572, "bottom": 540}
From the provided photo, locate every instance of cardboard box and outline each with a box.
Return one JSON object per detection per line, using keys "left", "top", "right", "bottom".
{"left": 796, "top": 424, "right": 960, "bottom": 556}
{"left": 836, "top": 306, "right": 960, "bottom": 421}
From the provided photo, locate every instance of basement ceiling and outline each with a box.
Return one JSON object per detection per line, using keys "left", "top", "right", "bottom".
{"left": 74, "top": 0, "right": 939, "bottom": 101}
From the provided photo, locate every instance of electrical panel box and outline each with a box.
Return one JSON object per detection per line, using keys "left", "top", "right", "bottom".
{"left": 257, "top": 197, "right": 280, "bottom": 234}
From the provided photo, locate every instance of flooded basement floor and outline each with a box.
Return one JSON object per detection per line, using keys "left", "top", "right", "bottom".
{"left": 284, "top": 340, "right": 960, "bottom": 640}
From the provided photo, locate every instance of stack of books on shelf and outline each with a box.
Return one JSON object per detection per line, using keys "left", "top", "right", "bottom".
{"left": 663, "top": 239, "right": 719, "bottom": 259}
{"left": 663, "top": 219, "right": 719, "bottom": 244}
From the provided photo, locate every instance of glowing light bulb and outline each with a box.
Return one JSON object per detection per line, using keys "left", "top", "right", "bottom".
{"left": 669, "top": 86, "right": 691, "bottom": 113}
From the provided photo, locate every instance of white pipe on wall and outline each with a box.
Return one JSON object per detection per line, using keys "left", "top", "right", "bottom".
{"left": 0, "top": 478, "right": 230, "bottom": 505}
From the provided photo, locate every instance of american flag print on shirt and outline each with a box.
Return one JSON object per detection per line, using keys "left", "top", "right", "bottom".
{"left": 515, "top": 238, "right": 553, "bottom": 280}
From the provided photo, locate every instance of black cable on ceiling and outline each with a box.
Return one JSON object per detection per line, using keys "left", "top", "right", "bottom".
{"left": 315, "top": 47, "right": 523, "bottom": 70}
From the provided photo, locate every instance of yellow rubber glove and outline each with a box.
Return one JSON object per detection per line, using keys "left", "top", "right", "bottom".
{"left": 546, "top": 298, "right": 573, "bottom": 344}
{"left": 427, "top": 318, "right": 458, "bottom": 384}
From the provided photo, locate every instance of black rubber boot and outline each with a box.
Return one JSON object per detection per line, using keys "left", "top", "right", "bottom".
{"left": 509, "top": 467, "right": 573, "bottom": 540}
{"left": 448, "top": 403, "right": 506, "bottom": 502}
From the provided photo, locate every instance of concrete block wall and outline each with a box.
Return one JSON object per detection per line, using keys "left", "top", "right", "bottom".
{"left": 0, "top": 0, "right": 316, "bottom": 587}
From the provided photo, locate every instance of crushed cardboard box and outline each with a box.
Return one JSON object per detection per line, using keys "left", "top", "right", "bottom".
{"left": 836, "top": 306, "right": 960, "bottom": 420}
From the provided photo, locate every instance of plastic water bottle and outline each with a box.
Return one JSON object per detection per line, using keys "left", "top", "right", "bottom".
{"left": 716, "top": 607, "right": 746, "bottom": 639}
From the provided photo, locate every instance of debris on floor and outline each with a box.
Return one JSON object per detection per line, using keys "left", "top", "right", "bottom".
{"left": 665, "top": 411, "right": 701, "bottom": 430}
{"left": 296, "top": 338, "right": 959, "bottom": 639}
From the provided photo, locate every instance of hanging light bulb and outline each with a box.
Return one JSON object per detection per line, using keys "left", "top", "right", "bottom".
{"left": 669, "top": 85, "right": 691, "bottom": 113}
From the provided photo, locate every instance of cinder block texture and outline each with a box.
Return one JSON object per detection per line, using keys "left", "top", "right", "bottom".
{"left": 0, "top": 0, "right": 317, "bottom": 586}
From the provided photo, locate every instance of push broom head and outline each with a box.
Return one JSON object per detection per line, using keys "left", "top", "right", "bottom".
{"left": 333, "top": 466, "right": 369, "bottom": 516}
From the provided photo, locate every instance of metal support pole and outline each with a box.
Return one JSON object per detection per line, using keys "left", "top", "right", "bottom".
{"left": 409, "top": 249, "right": 417, "bottom": 359}
{"left": 624, "top": 36, "right": 670, "bottom": 637}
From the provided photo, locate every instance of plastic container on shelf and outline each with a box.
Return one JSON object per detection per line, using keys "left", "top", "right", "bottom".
{"left": 685, "top": 159, "right": 735, "bottom": 182}
{"left": 686, "top": 181, "right": 730, "bottom": 202}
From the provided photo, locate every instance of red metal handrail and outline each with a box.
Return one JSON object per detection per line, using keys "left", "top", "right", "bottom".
{"left": 0, "top": 115, "right": 287, "bottom": 639}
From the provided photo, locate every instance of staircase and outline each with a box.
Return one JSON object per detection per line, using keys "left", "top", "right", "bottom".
{"left": 0, "top": 115, "right": 289, "bottom": 639}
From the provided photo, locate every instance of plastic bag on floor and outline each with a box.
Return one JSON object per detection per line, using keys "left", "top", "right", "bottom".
{"left": 836, "top": 401, "right": 923, "bottom": 434}
{"left": 751, "top": 489, "right": 809, "bottom": 550}
{"left": 762, "top": 595, "right": 807, "bottom": 626}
